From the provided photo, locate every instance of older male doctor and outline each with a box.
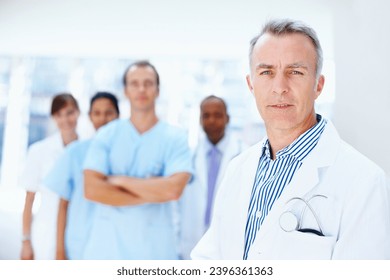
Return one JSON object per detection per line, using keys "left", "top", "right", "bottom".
{"left": 191, "top": 19, "right": 390, "bottom": 260}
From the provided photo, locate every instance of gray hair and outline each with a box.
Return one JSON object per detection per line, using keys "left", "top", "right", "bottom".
{"left": 249, "top": 19, "right": 323, "bottom": 78}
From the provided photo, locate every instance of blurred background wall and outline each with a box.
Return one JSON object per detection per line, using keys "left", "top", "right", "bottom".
{"left": 0, "top": 0, "right": 389, "bottom": 259}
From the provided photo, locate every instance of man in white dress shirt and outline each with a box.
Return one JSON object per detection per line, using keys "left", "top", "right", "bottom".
{"left": 179, "top": 95, "right": 246, "bottom": 259}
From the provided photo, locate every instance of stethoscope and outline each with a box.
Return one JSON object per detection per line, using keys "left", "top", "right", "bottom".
{"left": 279, "top": 194, "right": 328, "bottom": 236}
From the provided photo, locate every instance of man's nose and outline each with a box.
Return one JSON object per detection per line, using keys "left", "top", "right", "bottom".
{"left": 208, "top": 116, "right": 217, "bottom": 124}
{"left": 272, "top": 73, "right": 289, "bottom": 95}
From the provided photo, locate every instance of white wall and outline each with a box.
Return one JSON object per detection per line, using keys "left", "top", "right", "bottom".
{"left": 1, "top": 0, "right": 390, "bottom": 260}
{"left": 0, "top": 0, "right": 388, "bottom": 178}
{"left": 332, "top": 0, "right": 390, "bottom": 176}
{"left": 0, "top": 0, "right": 332, "bottom": 59}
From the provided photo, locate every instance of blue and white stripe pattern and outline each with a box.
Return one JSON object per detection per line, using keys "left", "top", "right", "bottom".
{"left": 243, "top": 114, "right": 327, "bottom": 259}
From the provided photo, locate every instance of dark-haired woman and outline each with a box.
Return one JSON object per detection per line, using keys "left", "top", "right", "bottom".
{"left": 20, "top": 93, "right": 79, "bottom": 260}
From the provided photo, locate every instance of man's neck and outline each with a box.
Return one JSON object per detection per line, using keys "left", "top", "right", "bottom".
{"left": 130, "top": 110, "right": 159, "bottom": 134}
{"left": 207, "top": 133, "right": 225, "bottom": 146}
{"left": 266, "top": 115, "right": 317, "bottom": 160}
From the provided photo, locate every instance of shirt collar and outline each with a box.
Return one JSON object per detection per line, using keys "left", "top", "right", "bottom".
{"left": 205, "top": 133, "right": 229, "bottom": 154}
{"left": 262, "top": 114, "right": 326, "bottom": 160}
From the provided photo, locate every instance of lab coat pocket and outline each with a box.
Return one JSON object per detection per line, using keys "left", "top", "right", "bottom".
{"left": 251, "top": 229, "right": 336, "bottom": 260}
{"left": 275, "top": 230, "right": 336, "bottom": 260}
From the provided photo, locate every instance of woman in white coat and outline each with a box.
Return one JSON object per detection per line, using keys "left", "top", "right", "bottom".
{"left": 191, "top": 19, "right": 390, "bottom": 260}
{"left": 20, "top": 93, "right": 79, "bottom": 260}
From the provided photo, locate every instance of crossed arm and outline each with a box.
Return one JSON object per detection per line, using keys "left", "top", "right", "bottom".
{"left": 84, "top": 169, "right": 191, "bottom": 206}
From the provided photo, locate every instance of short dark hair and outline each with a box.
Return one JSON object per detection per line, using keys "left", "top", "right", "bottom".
{"left": 122, "top": 60, "right": 160, "bottom": 88}
{"left": 51, "top": 93, "right": 79, "bottom": 115}
{"left": 89, "top": 91, "right": 120, "bottom": 115}
{"left": 249, "top": 19, "right": 323, "bottom": 78}
{"left": 200, "top": 95, "right": 228, "bottom": 113}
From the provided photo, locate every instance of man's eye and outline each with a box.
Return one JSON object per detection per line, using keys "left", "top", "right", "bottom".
{"left": 144, "top": 81, "right": 154, "bottom": 87}
{"left": 291, "top": 70, "right": 303, "bottom": 75}
{"left": 129, "top": 82, "right": 139, "bottom": 87}
{"left": 259, "top": 70, "right": 272, "bottom": 75}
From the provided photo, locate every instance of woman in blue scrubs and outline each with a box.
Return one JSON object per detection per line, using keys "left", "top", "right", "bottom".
{"left": 44, "top": 92, "right": 119, "bottom": 259}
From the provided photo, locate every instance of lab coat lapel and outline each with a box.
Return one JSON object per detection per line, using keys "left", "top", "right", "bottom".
{"left": 192, "top": 141, "right": 208, "bottom": 217}
{"left": 228, "top": 141, "right": 263, "bottom": 258}
{"left": 280, "top": 121, "right": 340, "bottom": 200}
{"left": 249, "top": 121, "right": 340, "bottom": 251}
{"left": 51, "top": 132, "right": 65, "bottom": 152}
{"left": 215, "top": 135, "right": 241, "bottom": 190}
{"left": 197, "top": 141, "right": 208, "bottom": 194}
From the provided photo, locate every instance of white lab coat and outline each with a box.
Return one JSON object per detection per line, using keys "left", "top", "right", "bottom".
{"left": 179, "top": 132, "right": 246, "bottom": 259}
{"left": 191, "top": 121, "right": 390, "bottom": 260}
{"left": 20, "top": 133, "right": 65, "bottom": 260}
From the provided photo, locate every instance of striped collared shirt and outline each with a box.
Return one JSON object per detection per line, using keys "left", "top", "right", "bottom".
{"left": 243, "top": 114, "right": 327, "bottom": 259}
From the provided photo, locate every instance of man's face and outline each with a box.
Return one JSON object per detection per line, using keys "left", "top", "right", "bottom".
{"left": 124, "top": 66, "right": 159, "bottom": 112}
{"left": 246, "top": 33, "right": 324, "bottom": 133}
{"left": 200, "top": 99, "right": 229, "bottom": 144}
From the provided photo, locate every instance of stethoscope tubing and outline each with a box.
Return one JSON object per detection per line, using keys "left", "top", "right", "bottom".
{"left": 280, "top": 194, "right": 328, "bottom": 236}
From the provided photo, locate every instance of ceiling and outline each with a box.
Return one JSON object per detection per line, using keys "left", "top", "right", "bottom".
{"left": 0, "top": 0, "right": 333, "bottom": 59}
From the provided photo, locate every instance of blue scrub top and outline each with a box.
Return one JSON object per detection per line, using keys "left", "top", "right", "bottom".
{"left": 44, "top": 139, "right": 95, "bottom": 260}
{"left": 82, "top": 119, "right": 193, "bottom": 260}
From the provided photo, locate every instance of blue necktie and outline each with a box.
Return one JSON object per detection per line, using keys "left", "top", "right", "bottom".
{"left": 205, "top": 146, "right": 221, "bottom": 227}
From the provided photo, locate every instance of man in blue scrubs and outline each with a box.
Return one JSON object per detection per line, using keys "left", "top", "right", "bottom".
{"left": 83, "top": 60, "right": 193, "bottom": 260}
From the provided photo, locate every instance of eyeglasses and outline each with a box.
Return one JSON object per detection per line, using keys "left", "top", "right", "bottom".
{"left": 126, "top": 80, "right": 157, "bottom": 89}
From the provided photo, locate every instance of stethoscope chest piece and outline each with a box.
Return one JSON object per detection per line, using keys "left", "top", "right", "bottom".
{"left": 279, "top": 211, "right": 299, "bottom": 232}
{"left": 279, "top": 195, "right": 328, "bottom": 236}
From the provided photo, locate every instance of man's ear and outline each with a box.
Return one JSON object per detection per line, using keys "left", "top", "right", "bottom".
{"left": 246, "top": 74, "right": 254, "bottom": 93}
{"left": 315, "top": 74, "right": 325, "bottom": 99}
